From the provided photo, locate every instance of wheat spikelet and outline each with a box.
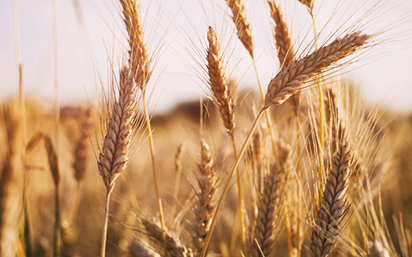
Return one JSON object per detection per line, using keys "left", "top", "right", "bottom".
{"left": 225, "top": 0, "right": 254, "bottom": 57}
{"left": 193, "top": 139, "right": 217, "bottom": 255}
{"left": 311, "top": 123, "right": 352, "bottom": 257}
{"left": 142, "top": 219, "right": 193, "bottom": 257}
{"left": 206, "top": 26, "right": 235, "bottom": 135}
{"left": 252, "top": 163, "right": 282, "bottom": 257}
{"left": 264, "top": 32, "right": 370, "bottom": 108}
{"left": 119, "top": 0, "right": 151, "bottom": 89}
{"left": 97, "top": 66, "right": 137, "bottom": 190}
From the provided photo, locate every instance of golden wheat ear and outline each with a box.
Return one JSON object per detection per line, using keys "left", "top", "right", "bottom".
{"left": 252, "top": 163, "right": 283, "bottom": 257}
{"left": 206, "top": 26, "right": 235, "bottom": 135}
{"left": 264, "top": 31, "right": 370, "bottom": 109}
{"left": 142, "top": 219, "right": 192, "bottom": 256}
{"left": 225, "top": 0, "right": 254, "bottom": 57}
{"left": 311, "top": 122, "right": 352, "bottom": 257}
{"left": 97, "top": 66, "right": 138, "bottom": 257}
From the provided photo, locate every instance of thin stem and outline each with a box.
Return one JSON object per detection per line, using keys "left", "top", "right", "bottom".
{"left": 70, "top": 182, "right": 82, "bottom": 224}
{"left": 309, "top": 10, "right": 325, "bottom": 210}
{"left": 284, "top": 201, "right": 293, "bottom": 257}
{"left": 142, "top": 91, "right": 166, "bottom": 253}
{"left": 100, "top": 187, "right": 113, "bottom": 257}
{"left": 229, "top": 206, "right": 240, "bottom": 255}
{"left": 200, "top": 109, "right": 265, "bottom": 257}
{"left": 13, "top": 0, "right": 31, "bottom": 254}
{"left": 53, "top": 183, "right": 60, "bottom": 257}
{"left": 53, "top": 0, "right": 60, "bottom": 256}
{"left": 171, "top": 167, "right": 181, "bottom": 219}
{"left": 252, "top": 58, "right": 279, "bottom": 161}
{"left": 230, "top": 133, "right": 246, "bottom": 254}
{"left": 295, "top": 113, "right": 301, "bottom": 257}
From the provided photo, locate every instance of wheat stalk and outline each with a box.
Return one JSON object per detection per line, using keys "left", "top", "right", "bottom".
{"left": 264, "top": 31, "right": 370, "bottom": 108}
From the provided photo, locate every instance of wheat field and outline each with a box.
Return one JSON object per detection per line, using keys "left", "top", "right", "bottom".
{"left": 1, "top": 0, "right": 412, "bottom": 256}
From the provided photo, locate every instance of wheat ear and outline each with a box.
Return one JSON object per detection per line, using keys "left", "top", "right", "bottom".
{"left": 206, "top": 26, "right": 235, "bottom": 135}
{"left": 172, "top": 142, "right": 185, "bottom": 218}
{"left": 26, "top": 132, "right": 60, "bottom": 257}
{"left": 225, "top": 0, "right": 253, "bottom": 57}
{"left": 97, "top": 66, "right": 137, "bottom": 257}
{"left": 252, "top": 163, "right": 282, "bottom": 257}
{"left": 119, "top": 0, "right": 151, "bottom": 88}
{"left": 206, "top": 26, "right": 246, "bottom": 254}
{"left": 193, "top": 139, "right": 217, "bottom": 255}
{"left": 264, "top": 31, "right": 370, "bottom": 108}
{"left": 297, "top": 0, "right": 314, "bottom": 11}
{"left": 311, "top": 123, "right": 352, "bottom": 257}
{"left": 119, "top": 0, "right": 165, "bottom": 247}
{"left": 268, "top": 1, "right": 295, "bottom": 69}
{"left": 142, "top": 219, "right": 193, "bottom": 257}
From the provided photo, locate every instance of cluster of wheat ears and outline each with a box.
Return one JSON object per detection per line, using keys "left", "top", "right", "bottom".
{"left": 1, "top": 0, "right": 411, "bottom": 256}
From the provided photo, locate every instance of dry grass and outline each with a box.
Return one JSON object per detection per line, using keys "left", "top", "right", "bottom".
{"left": 1, "top": 0, "right": 412, "bottom": 257}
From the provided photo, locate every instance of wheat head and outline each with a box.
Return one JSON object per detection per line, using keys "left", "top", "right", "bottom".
{"left": 97, "top": 66, "right": 137, "bottom": 191}
{"left": 225, "top": 0, "right": 254, "bottom": 57}
{"left": 206, "top": 26, "right": 235, "bottom": 135}
{"left": 264, "top": 31, "right": 370, "bottom": 108}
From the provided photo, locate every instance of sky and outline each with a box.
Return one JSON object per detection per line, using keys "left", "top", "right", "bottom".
{"left": 1, "top": 0, "right": 412, "bottom": 114}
